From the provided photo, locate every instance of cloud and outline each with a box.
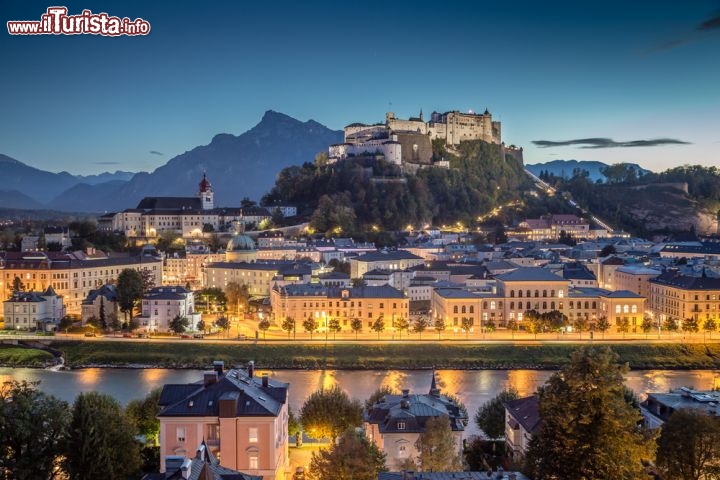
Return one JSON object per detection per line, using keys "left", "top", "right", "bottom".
{"left": 149, "top": 150, "right": 164, "bottom": 156}
{"left": 95, "top": 161, "right": 120, "bottom": 165}
{"left": 646, "top": 11, "right": 720, "bottom": 53}
{"left": 698, "top": 14, "right": 720, "bottom": 31}
{"left": 532, "top": 138, "right": 691, "bottom": 149}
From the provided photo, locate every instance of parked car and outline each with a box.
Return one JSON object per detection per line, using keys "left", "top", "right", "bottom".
{"left": 180, "top": 334, "right": 191, "bottom": 339}
{"left": 83, "top": 332, "right": 96, "bottom": 337}
{"left": 122, "top": 333, "right": 133, "bottom": 338}
{"left": 137, "top": 333, "right": 148, "bottom": 339}
{"left": 193, "top": 333, "right": 204, "bottom": 339}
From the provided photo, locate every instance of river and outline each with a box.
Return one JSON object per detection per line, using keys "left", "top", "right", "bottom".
{"left": 3, "top": 367, "right": 719, "bottom": 436}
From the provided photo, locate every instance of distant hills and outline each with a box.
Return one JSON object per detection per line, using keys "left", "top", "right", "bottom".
{"left": 525, "top": 159, "right": 651, "bottom": 183}
{"left": 0, "top": 111, "right": 343, "bottom": 213}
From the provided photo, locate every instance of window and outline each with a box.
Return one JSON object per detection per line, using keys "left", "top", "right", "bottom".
{"left": 249, "top": 427, "right": 258, "bottom": 443}
{"left": 397, "top": 421, "right": 406, "bottom": 430}
{"left": 398, "top": 444, "right": 408, "bottom": 457}
{"left": 249, "top": 455, "right": 258, "bottom": 469}
{"left": 631, "top": 305, "right": 637, "bottom": 313}
{"left": 176, "top": 427, "right": 186, "bottom": 443}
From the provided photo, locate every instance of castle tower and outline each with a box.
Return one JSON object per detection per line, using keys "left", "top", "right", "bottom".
{"left": 198, "top": 172, "right": 214, "bottom": 210}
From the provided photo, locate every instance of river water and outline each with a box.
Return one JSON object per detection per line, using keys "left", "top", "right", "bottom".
{"left": 3, "top": 367, "right": 719, "bottom": 436}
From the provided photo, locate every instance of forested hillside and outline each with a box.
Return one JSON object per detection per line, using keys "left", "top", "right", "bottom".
{"left": 262, "top": 140, "right": 530, "bottom": 234}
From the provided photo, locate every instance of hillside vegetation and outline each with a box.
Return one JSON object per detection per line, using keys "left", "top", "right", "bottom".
{"left": 542, "top": 164, "right": 720, "bottom": 236}
{"left": 263, "top": 140, "right": 530, "bottom": 234}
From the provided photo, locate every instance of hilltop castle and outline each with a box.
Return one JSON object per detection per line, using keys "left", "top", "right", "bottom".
{"left": 329, "top": 109, "right": 504, "bottom": 166}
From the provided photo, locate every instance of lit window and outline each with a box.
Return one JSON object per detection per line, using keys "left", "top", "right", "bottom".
{"left": 249, "top": 455, "right": 258, "bottom": 469}
{"left": 249, "top": 427, "right": 258, "bottom": 443}
{"left": 177, "top": 427, "right": 186, "bottom": 443}
{"left": 397, "top": 422, "right": 406, "bottom": 430}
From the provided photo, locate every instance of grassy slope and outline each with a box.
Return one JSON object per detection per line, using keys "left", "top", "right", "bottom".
{"left": 0, "top": 346, "right": 54, "bottom": 366}
{"left": 36, "top": 341, "right": 720, "bottom": 370}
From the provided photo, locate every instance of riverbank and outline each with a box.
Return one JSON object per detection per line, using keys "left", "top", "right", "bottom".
{"left": 3, "top": 341, "right": 720, "bottom": 370}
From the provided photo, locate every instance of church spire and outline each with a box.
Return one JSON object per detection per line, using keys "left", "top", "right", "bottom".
{"left": 429, "top": 370, "right": 440, "bottom": 396}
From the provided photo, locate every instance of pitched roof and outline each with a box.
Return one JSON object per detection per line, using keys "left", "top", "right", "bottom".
{"left": 504, "top": 395, "right": 541, "bottom": 435}
{"left": 650, "top": 270, "right": 720, "bottom": 290}
{"left": 354, "top": 250, "right": 423, "bottom": 263}
{"left": 82, "top": 284, "right": 118, "bottom": 305}
{"left": 158, "top": 368, "right": 287, "bottom": 418}
{"left": 136, "top": 197, "right": 202, "bottom": 210}
{"left": 365, "top": 392, "right": 466, "bottom": 434}
{"left": 495, "top": 267, "right": 565, "bottom": 282}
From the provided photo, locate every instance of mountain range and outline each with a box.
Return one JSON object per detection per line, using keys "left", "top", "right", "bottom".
{"left": 0, "top": 111, "right": 342, "bottom": 213}
{"left": 525, "top": 159, "right": 651, "bottom": 182}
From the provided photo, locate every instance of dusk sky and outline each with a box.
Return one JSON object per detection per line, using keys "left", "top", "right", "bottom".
{"left": 1, "top": 0, "right": 719, "bottom": 175}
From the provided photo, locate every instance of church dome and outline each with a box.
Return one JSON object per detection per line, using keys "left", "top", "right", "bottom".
{"left": 199, "top": 173, "right": 212, "bottom": 193}
{"left": 226, "top": 234, "right": 255, "bottom": 252}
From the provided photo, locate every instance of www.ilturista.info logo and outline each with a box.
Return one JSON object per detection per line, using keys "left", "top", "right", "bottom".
{"left": 7, "top": 7, "right": 150, "bottom": 36}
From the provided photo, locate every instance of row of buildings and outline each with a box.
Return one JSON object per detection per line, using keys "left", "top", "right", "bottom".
{"left": 154, "top": 361, "right": 524, "bottom": 480}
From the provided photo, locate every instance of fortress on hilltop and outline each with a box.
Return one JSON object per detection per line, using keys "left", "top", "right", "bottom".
{"left": 329, "top": 108, "right": 510, "bottom": 167}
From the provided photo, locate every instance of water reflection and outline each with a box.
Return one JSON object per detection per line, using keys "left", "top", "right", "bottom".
{"left": 2, "top": 367, "right": 720, "bottom": 436}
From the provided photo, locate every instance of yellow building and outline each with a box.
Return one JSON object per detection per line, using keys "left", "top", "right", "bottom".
{"left": 650, "top": 270, "right": 720, "bottom": 327}
{"left": 599, "top": 290, "right": 646, "bottom": 331}
{"left": 270, "top": 284, "right": 408, "bottom": 331}
{"left": 1, "top": 251, "right": 162, "bottom": 316}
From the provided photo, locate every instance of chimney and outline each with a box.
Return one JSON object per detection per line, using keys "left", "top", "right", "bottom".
{"left": 402, "top": 389, "right": 409, "bottom": 398}
{"left": 262, "top": 373, "right": 269, "bottom": 388}
{"left": 203, "top": 371, "right": 218, "bottom": 386}
{"left": 181, "top": 459, "right": 192, "bottom": 479}
{"left": 248, "top": 360, "right": 255, "bottom": 378}
{"left": 213, "top": 360, "right": 224, "bottom": 376}
{"left": 164, "top": 456, "right": 185, "bottom": 477}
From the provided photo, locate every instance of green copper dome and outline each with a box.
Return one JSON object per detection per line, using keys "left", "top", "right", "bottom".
{"left": 226, "top": 234, "right": 255, "bottom": 252}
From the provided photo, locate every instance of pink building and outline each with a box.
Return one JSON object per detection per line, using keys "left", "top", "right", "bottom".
{"left": 157, "top": 362, "right": 289, "bottom": 480}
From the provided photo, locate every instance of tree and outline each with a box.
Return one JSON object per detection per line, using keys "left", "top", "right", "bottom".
{"left": 656, "top": 409, "right": 720, "bottom": 480}
{"left": 65, "top": 392, "right": 141, "bottom": 480}
{"left": 434, "top": 317, "right": 446, "bottom": 340}
{"left": 225, "top": 281, "right": 250, "bottom": 316}
{"left": 616, "top": 317, "right": 630, "bottom": 338}
{"left": 299, "top": 385, "right": 362, "bottom": 441}
{"left": 572, "top": 315, "right": 588, "bottom": 339}
{"left": 524, "top": 310, "right": 543, "bottom": 339}
{"left": 125, "top": 388, "right": 161, "bottom": 446}
{"left": 258, "top": 318, "right": 271, "bottom": 339}
{"left": 507, "top": 318, "right": 518, "bottom": 339}
{"left": 524, "top": 347, "right": 654, "bottom": 480}
{"left": 0, "top": 380, "right": 70, "bottom": 480}
{"left": 214, "top": 316, "right": 230, "bottom": 334}
{"left": 169, "top": 315, "right": 189, "bottom": 334}
{"left": 371, "top": 316, "right": 385, "bottom": 339}
{"left": 474, "top": 388, "right": 519, "bottom": 439}
{"left": 413, "top": 316, "right": 430, "bottom": 339}
{"left": 328, "top": 318, "right": 342, "bottom": 339}
{"left": 116, "top": 268, "right": 143, "bottom": 325}
{"left": 682, "top": 317, "right": 699, "bottom": 334}
{"left": 664, "top": 317, "right": 679, "bottom": 334}
{"left": 394, "top": 317, "right": 409, "bottom": 338}
{"left": 461, "top": 317, "right": 473, "bottom": 339}
{"left": 599, "top": 244, "right": 617, "bottom": 257}
{"left": 364, "top": 385, "right": 396, "bottom": 410}
{"left": 703, "top": 318, "right": 717, "bottom": 339}
{"left": 282, "top": 317, "right": 296, "bottom": 339}
{"left": 350, "top": 318, "right": 363, "bottom": 339}
{"left": 139, "top": 268, "right": 156, "bottom": 293}
{"left": 641, "top": 316, "right": 655, "bottom": 338}
{"left": 196, "top": 319, "right": 206, "bottom": 333}
{"left": 416, "top": 415, "right": 463, "bottom": 472}
{"left": 197, "top": 287, "right": 227, "bottom": 313}
{"left": 99, "top": 297, "right": 107, "bottom": 331}
{"left": 596, "top": 315, "right": 610, "bottom": 339}
{"left": 303, "top": 316, "right": 318, "bottom": 339}
{"left": 307, "top": 429, "right": 386, "bottom": 480}
{"left": 12, "top": 276, "right": 24, "bottom": 292}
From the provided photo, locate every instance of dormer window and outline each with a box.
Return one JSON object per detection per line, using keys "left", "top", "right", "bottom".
{"left": 397, "top": 422, "right": 406, "bottom": 430}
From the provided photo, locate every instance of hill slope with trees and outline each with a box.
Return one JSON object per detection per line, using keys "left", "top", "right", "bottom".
{"left": 262, "top": 140, "right": 530, "bottom": 235}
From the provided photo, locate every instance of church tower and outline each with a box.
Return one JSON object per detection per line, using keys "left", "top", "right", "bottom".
{"left": 198, "top": 172, "right": 214, "bottom": 210}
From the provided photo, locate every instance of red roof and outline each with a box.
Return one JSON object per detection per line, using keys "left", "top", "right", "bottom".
{"left": 198, "top": 173, "right": 212, "bottom": 193}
